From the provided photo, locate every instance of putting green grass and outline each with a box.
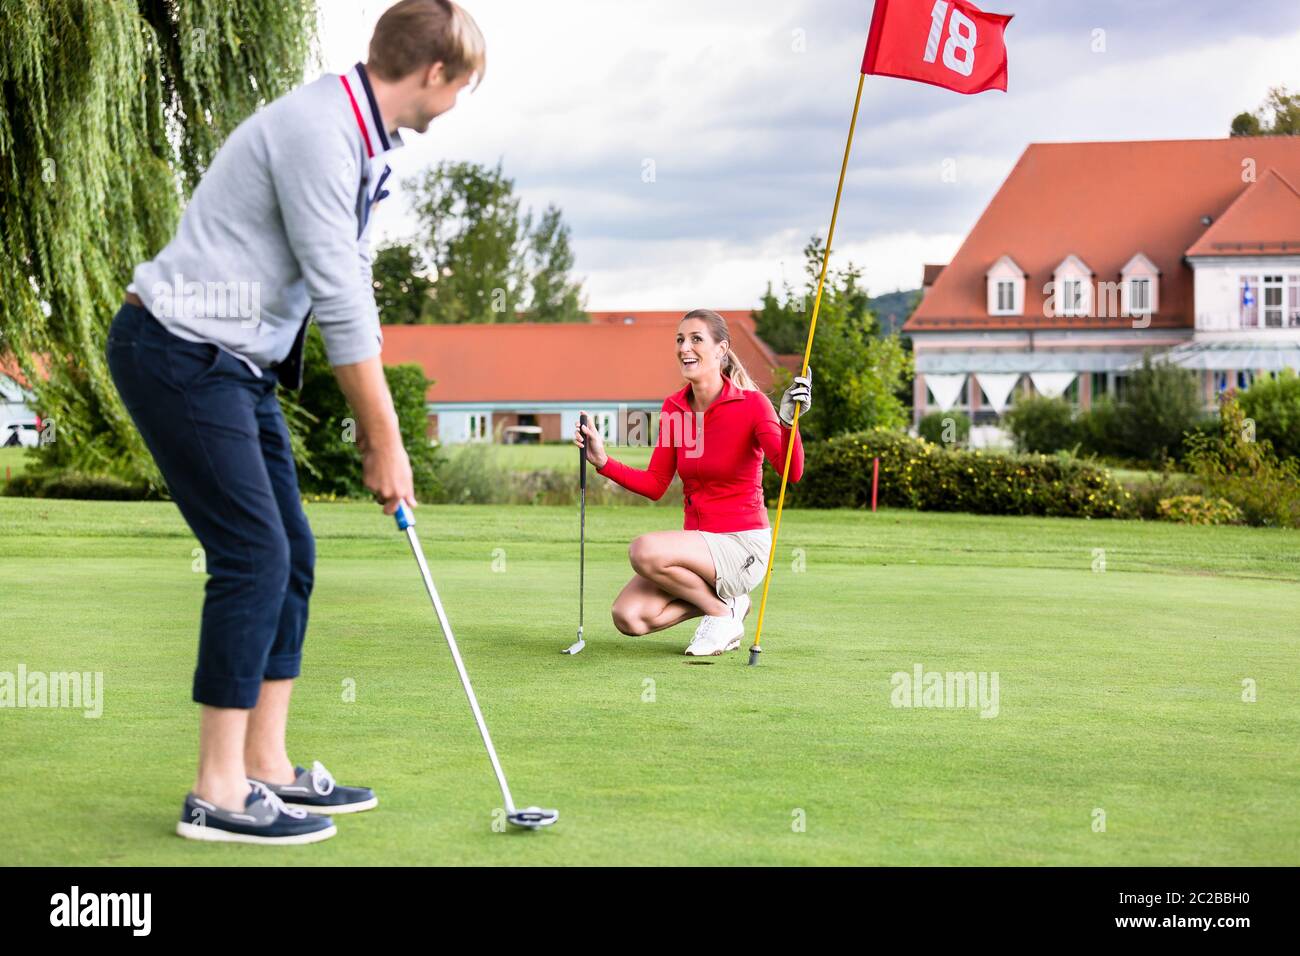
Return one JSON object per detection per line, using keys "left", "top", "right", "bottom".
{"left": 0, "top": 499, "right": 1297, "bottom": 866}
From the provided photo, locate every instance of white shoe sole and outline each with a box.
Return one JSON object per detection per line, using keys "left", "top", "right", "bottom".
{"left": 176, "top": 820, "right": 337, "bottom": 845}
{"left": 684, "top": 634, "right": 743, "bottom": 656}
{"left": 279, "top": 796, "right": 378, "bottom": 815}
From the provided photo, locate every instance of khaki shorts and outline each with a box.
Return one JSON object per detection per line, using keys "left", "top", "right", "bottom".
{"left": 700, "top": 528, "right": 772, "bottom": 601}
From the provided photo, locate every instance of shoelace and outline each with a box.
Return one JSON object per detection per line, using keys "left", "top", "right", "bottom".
{"left": 690, "top": 614, "right": 724, "bottom": 648}
{"left": 249, "top": 779, "right": 309, "bottom": 820}
{"left": 308, "top": 761, "right": 336, "bottom": 797}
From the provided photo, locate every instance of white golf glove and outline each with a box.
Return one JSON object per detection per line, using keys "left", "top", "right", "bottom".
{"left": 779, "top": 367, "right": 813, "bottom": 427}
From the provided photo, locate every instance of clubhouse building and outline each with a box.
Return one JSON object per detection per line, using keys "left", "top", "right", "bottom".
{"left": 905, "top": 137, "right": 1300, "bottom": 426}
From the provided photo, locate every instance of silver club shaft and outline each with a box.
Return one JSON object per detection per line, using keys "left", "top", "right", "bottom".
{"left": 403, "top": 525, "right": 516, "bottom": 815}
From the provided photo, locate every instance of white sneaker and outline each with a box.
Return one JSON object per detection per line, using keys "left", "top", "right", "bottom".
{"left": 685, "top": 602, "right": 744, "bottom": 656}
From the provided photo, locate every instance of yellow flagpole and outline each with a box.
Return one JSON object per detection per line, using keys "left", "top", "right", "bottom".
{"left": 749, "top": 72, "right": 866, "bottom": 666}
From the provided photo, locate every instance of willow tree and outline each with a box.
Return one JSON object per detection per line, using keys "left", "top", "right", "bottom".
{"left": 0, "top": 0, "right": 318, "bottom": 485}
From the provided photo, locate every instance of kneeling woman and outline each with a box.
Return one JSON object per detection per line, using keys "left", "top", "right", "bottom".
{"left": 575, "top": 309, "right": 811, "bottom": 656}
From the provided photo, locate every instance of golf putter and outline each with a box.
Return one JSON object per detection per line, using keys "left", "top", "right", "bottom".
{"left": 562, "top": 413, "right": 589, "bottom": 655}
{"left": 394, "top": 502, "right": 558, "bottom": 830}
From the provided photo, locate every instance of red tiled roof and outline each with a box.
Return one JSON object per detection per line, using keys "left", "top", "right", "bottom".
{"left": 0, "top": 354, "right": 48, "bottom": 389}
{"left": 588, "top": 309, "right": 756, "bottom": 332}
{"left": 380, "top": 319, "right": 783, "bottom": 404}
{"left": 906, "top": 137, "right": 1300, "bottom": 332}
{"left": 922, "top": 263, "right": 946, "bottom": 287}
{"left": 1185, "top": 168, "right": 1300, "bottom": 256}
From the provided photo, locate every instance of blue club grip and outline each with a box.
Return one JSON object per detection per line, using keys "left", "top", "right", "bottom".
{"left": 394, "top": 501, "right": 415, "bottom": 530}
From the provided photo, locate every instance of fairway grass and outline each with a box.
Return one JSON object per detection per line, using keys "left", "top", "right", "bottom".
{"left": 444, "top": 441, "right": 654, "bottom": 471}
{"left": 0, "top": 500, "right": 1296, "bottom": 866}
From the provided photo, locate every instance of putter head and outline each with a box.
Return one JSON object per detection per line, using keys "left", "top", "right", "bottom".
{"left": 508, "top": 806, "right": 559, "bottom": 830}
{"left": 562, "top": 627, "right": 584, "bottom": 655}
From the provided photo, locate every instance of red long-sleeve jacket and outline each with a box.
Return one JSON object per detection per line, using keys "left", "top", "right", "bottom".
{"left": 596, "top": 377, "right": 804, "bottom": 532}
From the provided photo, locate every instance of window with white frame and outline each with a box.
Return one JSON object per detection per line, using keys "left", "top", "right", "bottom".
{"left": 985, "top": 255, "right": 1025, "bottom": 316}
{"left": 1052, "top": 255, "right": 1093, "bottom": 317}
{"left": 1119, "top": 253, "right": 1159, "bottom": 318}
{"left": 467, "top": 413, "right": 488, "bottom": 442}
{"left": 1263, "top": 275, "right": 1284, "bottom": 328}
{"left": 1240, "top": 277, "right": 1259, "bottom": 327}
{"left": 1060, "top": 279, "right": 1085, "bottom": 316}
{"left": 590, "top": 411, "right": 615, "bottom": 442}
{"left": 1239, "top": 273, "right": 1300, "bottom": 328}
{"left": 996, "top": 281, "right": 1016, "bottom": 312}
{"left": 1129, "top": 278, "right": 1151, "bottom": 314}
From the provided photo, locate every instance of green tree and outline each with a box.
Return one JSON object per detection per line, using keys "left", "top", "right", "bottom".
{"left": 1111, "top": 355, "right": 1206, "bottom": 463}
{"left": 1231, "top": 85, "right": 1300, "bottom": 136}
{"left": 409, "top": 161, "right": 525, "bottom": 324}
{"left": 0, "top": 0, "right": 318, "bottom": 488}
{"left": 525, "top": 206, "right": 585, "bottom": 322}
{"left": 372, "top": 243, "right": 434, "bottom": 325}
{"left": 754, "top": 237, "right": 876, "bottom": 353}
{"left": 1002, "top": 396, "right": 1077, "bottom": 454}
{"left": 760, "top": 238, "right": 910, "bottom": 440}
{"left": 405, "top": 161, "right": 587, "bottom": 324}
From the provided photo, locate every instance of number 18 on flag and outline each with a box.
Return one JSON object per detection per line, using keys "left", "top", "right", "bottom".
{"left": 862, "top": 0, "right": 1013, "bottom": 94}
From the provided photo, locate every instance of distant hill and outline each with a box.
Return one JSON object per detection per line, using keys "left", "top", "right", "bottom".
{"left": 869, "top": 289, "right": 920, "bottom": 336}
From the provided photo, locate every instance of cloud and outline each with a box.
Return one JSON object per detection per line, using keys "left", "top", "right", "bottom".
{"left": 317, "top": 0, "right": 1300, "bottom": 307}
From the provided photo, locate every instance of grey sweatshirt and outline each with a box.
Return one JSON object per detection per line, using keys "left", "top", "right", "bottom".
{"left": 130, "top": 63, "right": 402, "bottom": 371}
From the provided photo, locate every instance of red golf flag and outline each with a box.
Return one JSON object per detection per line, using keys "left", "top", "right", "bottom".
{"left": 862, "top": 0, "right": 1012, "bottom": 94}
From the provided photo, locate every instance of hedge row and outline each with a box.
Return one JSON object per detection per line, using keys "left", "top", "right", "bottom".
{"left": 765, "top": 428, "right": 1127, "bottom": 519}
{"left": 3, "top": 471, "right": 154, "bottom": 501}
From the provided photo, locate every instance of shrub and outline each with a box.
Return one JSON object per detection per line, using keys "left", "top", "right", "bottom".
{"left": 917, "top": 410, "right": 970, "bottom": 448}
{"left": 1077, "top": 397, "right": 1122, "bottom": 459}
{"left": 1117, "top": 469, "right": 1202, "bottom": 520}
{"left": 1156, "top": 495, "right": 1242, "bottom": 526}
{"left": 1111, "top": 356, "right": 1207, "bottom": 462}
{"left": 1002, "top": 396, "right": 1077, "bottom": 453}
{"left": 432, "top": 443, "right": 505, "bottom": 504}
{"left": 2, "top": 471, "right": 152, "bottom": 500}
{"left": 1184, "top": 395, "right": 1300, "bottom": 528}
{"left": 1238, "top": 368, "right": 1300, "bottom": 461}
{"left": 767, "top": 428, "right": 1126, "bottom": 519}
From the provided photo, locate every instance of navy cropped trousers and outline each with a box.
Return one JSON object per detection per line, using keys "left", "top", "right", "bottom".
{"left": 107, "top": 302, "right": 314, "bottom": 708}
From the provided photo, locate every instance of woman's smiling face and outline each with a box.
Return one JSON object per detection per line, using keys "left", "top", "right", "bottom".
{"left": 676, "top": 318, "right": 725, "bottom": 382}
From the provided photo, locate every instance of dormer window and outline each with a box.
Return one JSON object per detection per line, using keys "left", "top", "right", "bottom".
{"left": 986, "top": 255, "right": 1025, "bottom": 316}
{"left": 1053, "top": 255, "right": 1093, "bottom": 317}
{"left": 1120, "top": 253, "right": 1160, "bottom": 317}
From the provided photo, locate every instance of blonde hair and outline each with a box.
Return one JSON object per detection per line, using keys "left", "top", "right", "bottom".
{"left": 368, "top": 0, "right": 486, "bottom": 89}
{"left": 681, "top": 309, "right": 758, "bottom": 391}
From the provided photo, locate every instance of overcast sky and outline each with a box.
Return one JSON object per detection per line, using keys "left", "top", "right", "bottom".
{"left": 314, "top": 0, "right": 1300, "bottom": 311}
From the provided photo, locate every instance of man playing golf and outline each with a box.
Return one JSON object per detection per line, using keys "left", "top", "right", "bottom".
{"left": 105, "top": 0, "right": 485, "bottom": 845}
{"left": 575, "top": 310, "right": 812, "bottom": 656}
